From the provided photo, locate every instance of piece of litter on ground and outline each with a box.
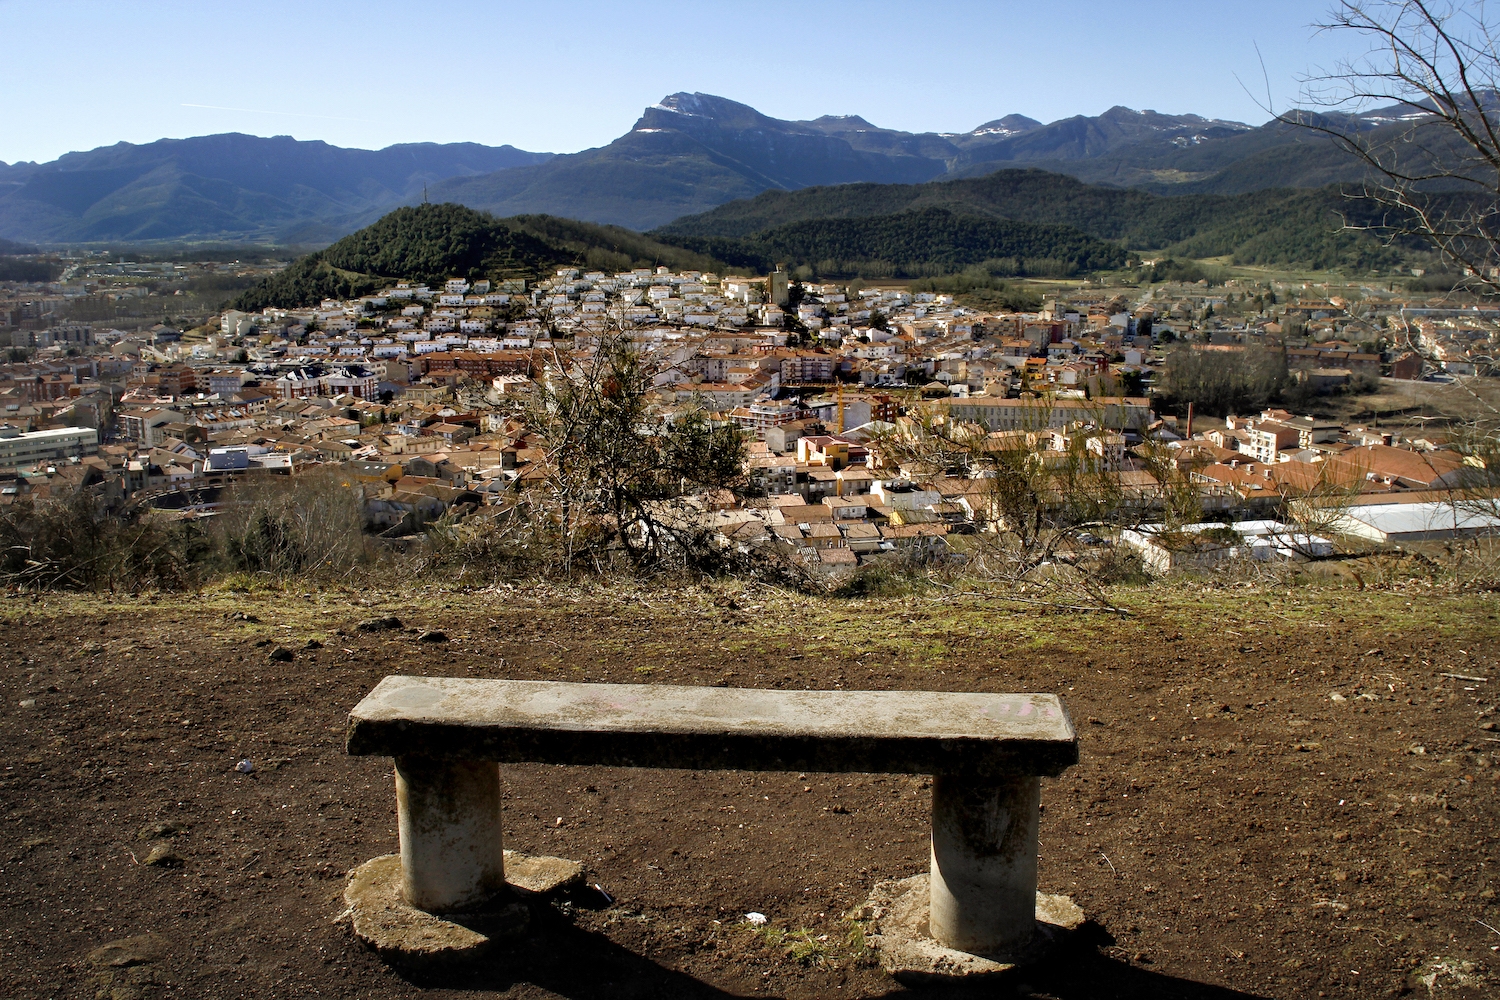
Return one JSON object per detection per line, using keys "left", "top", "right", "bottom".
{"left": 234, "top": 759, "right": 255, "bottom": 774}
{"left": 592, "top": 883, "right": 614, "bottom": 905}
{"left": 745, "top": 911, "right": 767, "bottom": 925}
{"left": 1439, "top": 672, "right": 1487, "bottom": 683}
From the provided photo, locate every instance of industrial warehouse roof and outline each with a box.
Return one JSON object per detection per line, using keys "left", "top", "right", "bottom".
{"left": 1336, "top": 501, "right": 1500, "bottom": 541}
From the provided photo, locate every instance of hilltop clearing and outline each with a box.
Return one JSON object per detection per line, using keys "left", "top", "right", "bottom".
{"left": 1, "top": 582, "right": 1495, "bottom": 999}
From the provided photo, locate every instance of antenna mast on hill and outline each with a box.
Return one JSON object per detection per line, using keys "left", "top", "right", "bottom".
{"left": 423, "top": 183, "right": 429, "bottom": 204}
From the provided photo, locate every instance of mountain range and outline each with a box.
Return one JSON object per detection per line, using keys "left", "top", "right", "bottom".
{"left": 428, "top": 94, "right": 1290, "bottom": 230}
{"left": 0, "top": 135, "right": 550, "bottom": 244}
{"left": 0, "top": 92, "right": 1420, "bottom": 245}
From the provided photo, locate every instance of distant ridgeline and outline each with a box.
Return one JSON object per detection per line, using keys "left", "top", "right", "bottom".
{"left": 655, "top": 169, "right": 1427, "bottom": 274}
{"left": 0, "top": 93, "right": 1465, "bottom": 259}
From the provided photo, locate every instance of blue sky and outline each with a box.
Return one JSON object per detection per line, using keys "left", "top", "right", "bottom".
{"left": 1, "top": 0, "right": 1369, "bottom": 164}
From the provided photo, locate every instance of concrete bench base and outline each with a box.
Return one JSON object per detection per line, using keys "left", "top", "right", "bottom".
{"left": 342, "top": 850, "right": 582, "bottom": 965}
{"left": 347, "top": 678, "right": 1080, "bottom": 977}
{"left": 860, "top": 875, "right": 1084, "bottom": 984}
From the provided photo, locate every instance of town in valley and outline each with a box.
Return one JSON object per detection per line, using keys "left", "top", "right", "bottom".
{"left": 0, "top": 252, "right": 1494, "bottom": 578}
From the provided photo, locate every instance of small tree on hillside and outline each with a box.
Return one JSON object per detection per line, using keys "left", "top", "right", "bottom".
{"left": 872, "top": 403, "right": 1128, "bottom": 583}
{"left": 1290, "top": 1, "right": 1500, "bottom": 583}
{"left": 1136, "top": 442, "right": 1209, "bottom": 530}
{"left": 529, "top": 332, "right": 747, "bottom": 572}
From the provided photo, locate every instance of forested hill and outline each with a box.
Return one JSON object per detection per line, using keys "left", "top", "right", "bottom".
{"left": 671, "top": 209, "right": 1126, "bottom": 277}
{"left": 230, "top": 205, "right": 733, "bottom": 310}
{"left": 230, "top": 201, "right": 1136, "bottom": 309}
{"left": 231, "top": 172, "right": 1431, "bottom": 312}
{"left": 0, "top": 234, "right": 55, "bottom": 281}
{"left": 232, "top": 205, "right": 569, "bottom": 310}
{"left": 655, "top": 169, "right": 1418, "bottom": 272}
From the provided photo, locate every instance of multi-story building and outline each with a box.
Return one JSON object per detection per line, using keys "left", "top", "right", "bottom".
{"left": 937, "top": 396, "right": 1153, "bottom": 433}
{"left": 0, "top": 426, "right": 99, "bottom": 468}
{"left": 779, "top": 353, "right": 836, "bottom": 383}
{"left": 117, "top": 407, "right": 181, "bottom": 447}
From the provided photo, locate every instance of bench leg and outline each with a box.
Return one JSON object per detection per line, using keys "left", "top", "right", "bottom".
{"left": 928, "top": 773, "right": 1039, "bottom": 956}
{"left": 394, "top": 756, "right": 506, "bottom": 912}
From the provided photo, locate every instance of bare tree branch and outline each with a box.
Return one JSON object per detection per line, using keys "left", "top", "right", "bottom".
{"left": 1289, "top": 2, "right": 1500, "bottom": 292}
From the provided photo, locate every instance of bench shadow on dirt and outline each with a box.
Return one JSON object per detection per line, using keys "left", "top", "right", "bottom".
{"left": 394, "top": 907, "right": 742, "bottom": 999}
{"left": 393, "top": 909, "right": 1273, "bottom": 1000}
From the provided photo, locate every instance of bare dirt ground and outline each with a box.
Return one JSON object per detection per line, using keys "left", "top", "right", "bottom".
{"left": 0, "top": 579, "right": 1496, "bottom": 999}
{"left": 1335, "top": 377, "right": 1500, "bottom": 429}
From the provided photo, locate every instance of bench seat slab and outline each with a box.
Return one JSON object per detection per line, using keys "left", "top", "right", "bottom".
{"left": 348, "top": 677, "right": 1077, "bottom": 777}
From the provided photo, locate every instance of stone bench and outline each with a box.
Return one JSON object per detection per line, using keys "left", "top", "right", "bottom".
{"left": 346, "top": 676, "right": 1079, "bottom": 973}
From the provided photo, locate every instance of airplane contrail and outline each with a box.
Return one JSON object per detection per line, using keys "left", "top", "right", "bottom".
{"left": 181, "top": 103, "right": 377, "bottom": 123}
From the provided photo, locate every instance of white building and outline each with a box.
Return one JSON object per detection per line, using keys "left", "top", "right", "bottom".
{"left": 0, "top": 426, "right": 99, "bottom": 468}
{"left": 1328, "top": 501, "right": 1500, "bottom": 542}
{"left": 1121, "top": 521, "right": 1333, "bottom": 575}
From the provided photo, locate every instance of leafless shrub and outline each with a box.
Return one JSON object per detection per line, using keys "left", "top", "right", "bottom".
{"left": 1442, "top": 535, "right": 1500, "bottom": 588}
{"left": 521, "top": 331, "right": 749, "bottom": 575}
{"left": 409, "top": 497, "right": 598, "bottom": 582}
{"left": 1280, "top": 459, "right": 1370, "bottom": 559}
{"left": 868, "top": 402, "right": 1140, "bottom": 609}
{"left": 0, "top": 488, "right": 205, "bottom": 591}
{"left": 1136, "top": 441, "right": 1209, "bottom": 529}
{"left": 212, "top": 468, "right": 368, "bottom": 578}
